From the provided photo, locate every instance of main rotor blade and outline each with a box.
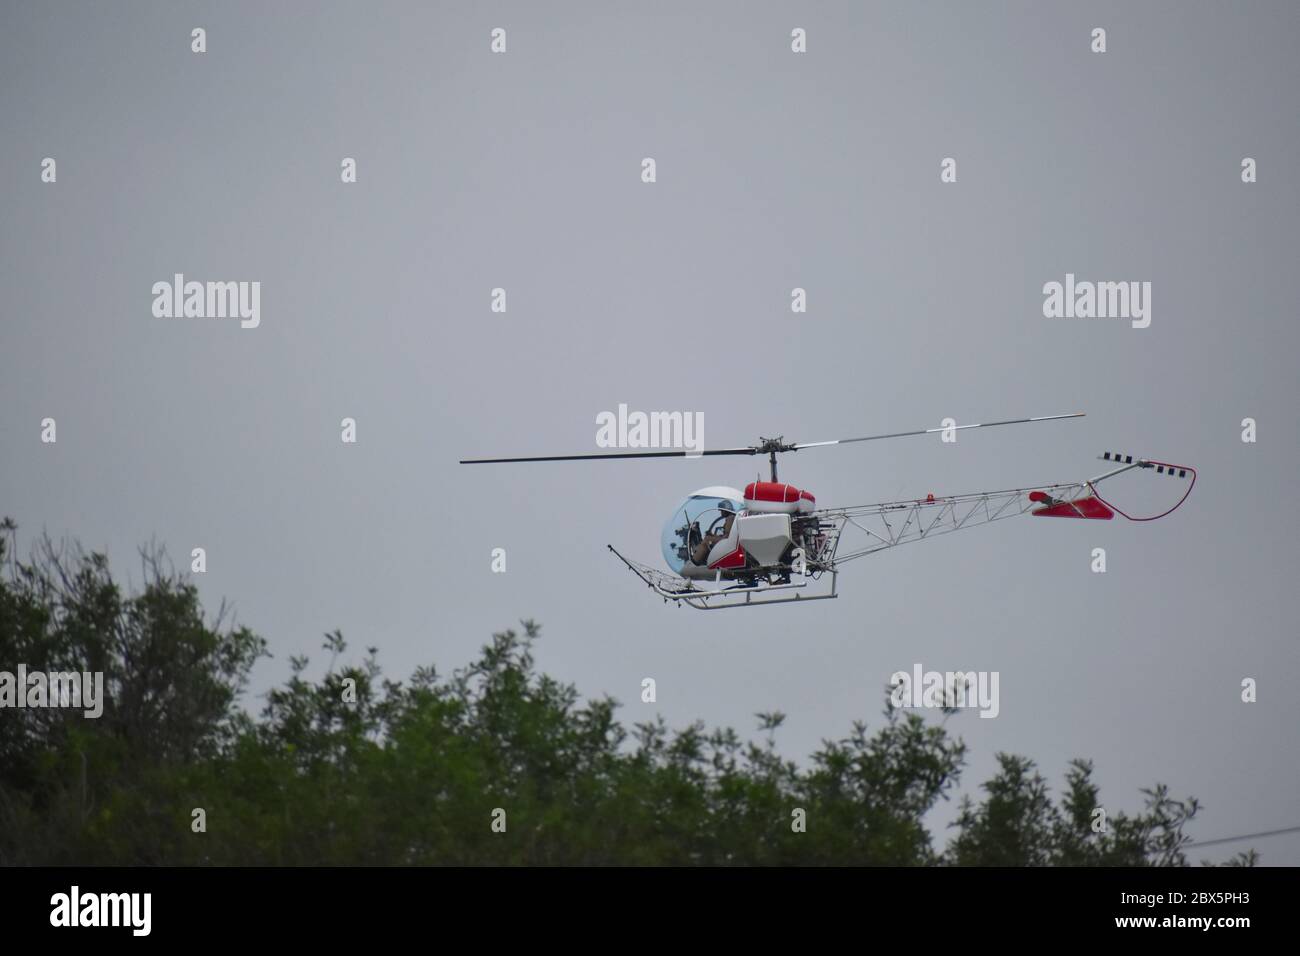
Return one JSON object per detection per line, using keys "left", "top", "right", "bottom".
{"left": 794, "top": 412, "right": 1085, "bottom": 449}
{"left": 459, "top": 447, "right": 757, "bottom": 464}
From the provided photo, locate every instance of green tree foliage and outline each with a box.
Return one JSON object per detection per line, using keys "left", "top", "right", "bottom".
{"left": 0, "top": 521, "right": 1256, "bottom": 865}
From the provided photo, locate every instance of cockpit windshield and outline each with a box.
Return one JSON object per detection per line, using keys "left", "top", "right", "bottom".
{"left": 661, "top": 491, "right": 743, "bottom": 573}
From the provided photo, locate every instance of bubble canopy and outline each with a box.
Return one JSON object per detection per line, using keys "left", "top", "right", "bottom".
{"left": 660, "top": 486, "right": 744, "bottom": 573}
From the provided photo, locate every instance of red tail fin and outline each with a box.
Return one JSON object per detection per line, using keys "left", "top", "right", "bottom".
{"left": 1030, "top": 495, "right": 1114, "bottom": 519}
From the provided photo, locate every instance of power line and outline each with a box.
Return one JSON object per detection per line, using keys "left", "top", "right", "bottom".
{"left": 1187, "top": 825, "right": 1300, "bottom": 849}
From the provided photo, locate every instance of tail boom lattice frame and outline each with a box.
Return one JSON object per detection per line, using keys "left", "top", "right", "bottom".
{"left": 823, "top": 480, "right": 1089, "bottom": 564}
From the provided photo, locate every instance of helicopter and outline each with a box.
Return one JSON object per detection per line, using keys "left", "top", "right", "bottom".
{"left": 460, "top": 412, "right": 1196, "bottom": 610}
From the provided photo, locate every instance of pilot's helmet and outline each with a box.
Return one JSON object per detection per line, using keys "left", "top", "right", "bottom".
{"left": 719, "top": 500, "right": 738, "bottom": 515}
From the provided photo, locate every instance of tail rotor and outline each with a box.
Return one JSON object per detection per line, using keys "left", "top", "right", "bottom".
{"left": 1092, "top": 452, "right": 1196, "bottom": 521}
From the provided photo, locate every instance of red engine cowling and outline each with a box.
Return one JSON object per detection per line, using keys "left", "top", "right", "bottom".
{"left": 744, "top": 481, "right": 816, "bottom": 515}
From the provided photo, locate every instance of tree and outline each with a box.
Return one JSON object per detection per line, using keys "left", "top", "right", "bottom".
{"left": 0, "top": 520, "right": 265, "bottom": 864}
{"left": 0, "top": 520, "right": 1256, "bottom": 866}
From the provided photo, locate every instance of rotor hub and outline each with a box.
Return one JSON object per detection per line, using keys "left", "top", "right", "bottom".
{"left": 756, "top": 436, "right": 796, "bottom": 455}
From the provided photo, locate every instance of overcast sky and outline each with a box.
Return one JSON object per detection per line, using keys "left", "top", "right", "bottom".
{"left": 2, "top": 1, "right": 1297, "bottom": 863}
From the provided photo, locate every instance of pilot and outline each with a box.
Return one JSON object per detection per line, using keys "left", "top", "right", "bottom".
{"left": 691, "top": 503, "right": 737, "bottom": 565}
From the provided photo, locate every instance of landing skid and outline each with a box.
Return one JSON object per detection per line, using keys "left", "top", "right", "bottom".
{"left": 607, "top": 545, "right": 838, "bottom": 610}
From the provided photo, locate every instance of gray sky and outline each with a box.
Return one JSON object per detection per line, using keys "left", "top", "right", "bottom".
{"left": 2, "top": 1, "right": 1297, "bottom": 863}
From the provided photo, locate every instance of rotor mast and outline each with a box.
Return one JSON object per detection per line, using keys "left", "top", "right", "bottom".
{"left": 756, "top": 436, "right": 795, "bottom": 482}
